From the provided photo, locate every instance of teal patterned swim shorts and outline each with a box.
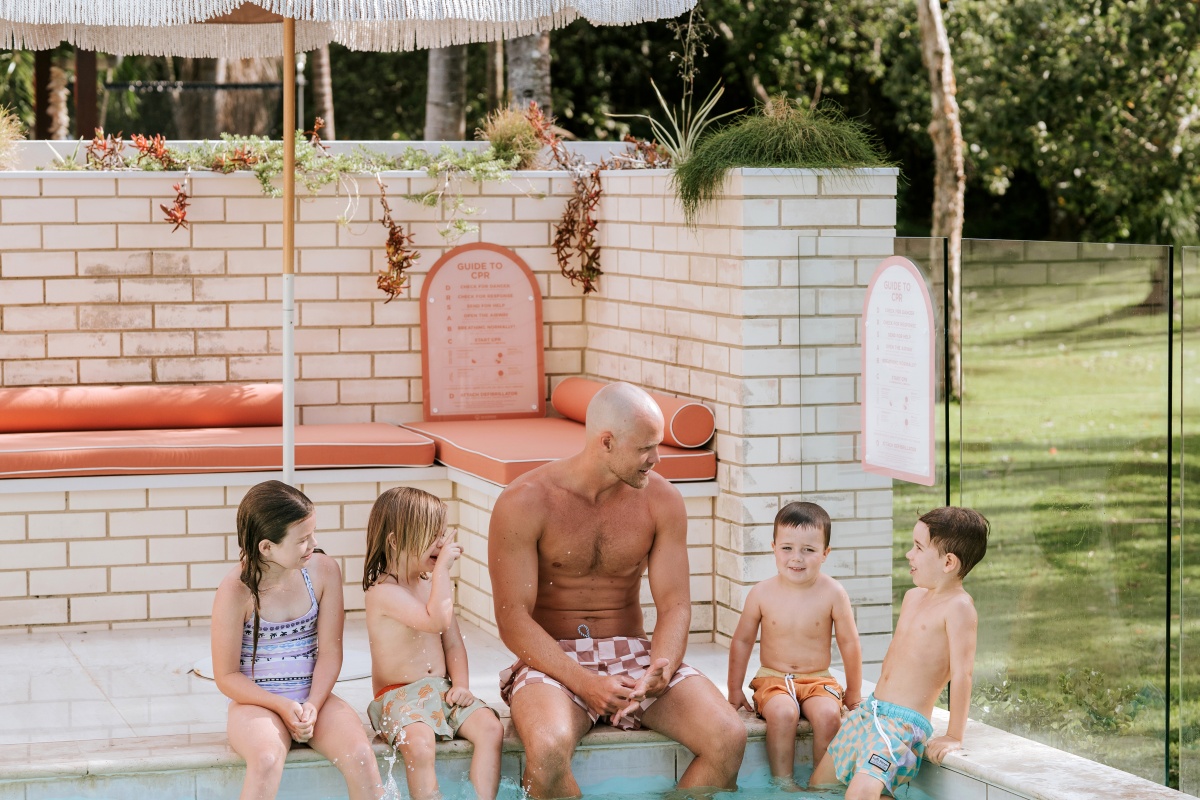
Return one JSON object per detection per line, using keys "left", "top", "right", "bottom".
{"left": 827, "top": 694, "right": 933, "bottom": 794}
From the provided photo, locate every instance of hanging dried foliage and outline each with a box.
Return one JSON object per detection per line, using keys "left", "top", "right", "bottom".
{"left": 160, "top": 180, "right": 191, "bottom": 231}
{"left": 526, "top": 101, "right": 603, "bottom": 294}
{"left": 374, "top": 176, "right": 420, "bottom": 303}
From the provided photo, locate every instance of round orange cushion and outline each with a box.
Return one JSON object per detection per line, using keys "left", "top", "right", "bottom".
{"left": 550, "top": 377, "right": 715, "bottom": 448}
{"left": 0, "top": 384, "right": 283, "bottom": 433}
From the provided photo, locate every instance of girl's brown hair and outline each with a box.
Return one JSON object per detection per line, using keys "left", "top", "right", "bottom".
{"left": 237, "top": 480, "right": 315, "bottom": 672}
{"left": 363, "top": 487, "right": 446, "bottom": 591}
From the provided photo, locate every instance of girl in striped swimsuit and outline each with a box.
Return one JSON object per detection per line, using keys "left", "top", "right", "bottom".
{"left": 211, "top": 480, "right": 382, "bottom": 800}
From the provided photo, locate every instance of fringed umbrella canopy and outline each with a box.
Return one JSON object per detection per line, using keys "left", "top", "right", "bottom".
{"left": 1, "top": 0, "right": 695, "bottom": 483}
{"left": 0, "top": 0, "right": 695, "bottom": 56}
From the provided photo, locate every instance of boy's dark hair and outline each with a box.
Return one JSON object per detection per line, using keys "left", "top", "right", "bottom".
{"left": 774, "top": 501, "right": 832, "bottom": 547}
{"left": 920, "top": 506, "right": 989, "bottom": 577}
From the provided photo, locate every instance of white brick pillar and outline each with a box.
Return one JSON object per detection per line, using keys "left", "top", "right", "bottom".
{"left": 594, "top": 168, "right": 898, "bottom": 677}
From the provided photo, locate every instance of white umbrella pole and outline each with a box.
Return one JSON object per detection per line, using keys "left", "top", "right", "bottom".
{"left": 282, "top": 18, "right": 297, "bottom": 486}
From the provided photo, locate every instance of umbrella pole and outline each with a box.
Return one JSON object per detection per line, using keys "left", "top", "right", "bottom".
{"left": 282, "top": 18, "right": 296, "bottom": 486}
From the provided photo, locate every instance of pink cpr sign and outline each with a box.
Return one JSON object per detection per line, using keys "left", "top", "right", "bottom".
{"left": 860, "top": 256, "right": 936, "bottom": 486}
{"left": 420, "top": 243, "right": 545, "bottom": 421}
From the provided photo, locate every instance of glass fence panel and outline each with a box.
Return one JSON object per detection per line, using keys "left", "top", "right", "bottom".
{"left": 959, "top": 239, "right": 1171, "bottom": 784}
{"left": 1177, "top": 247, "right": 1199, "bottom": 794}
{"left": 889, "top": 238, "right": 955, "bottom": 624}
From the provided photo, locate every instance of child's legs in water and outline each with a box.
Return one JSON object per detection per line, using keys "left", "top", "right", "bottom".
{"left": 760, "top": 693, "right": 801, "bottom": 781}
{"left": 846, "top": 770, "right": 886, "bottom": 800}
{"left": 307, "top": 693, "right": 383, "bottom": 800}
{"left": 800, "top": 694, "right": 843, "bottom": 768}
{"left": 456, "top": 708, "right": 504, "bottom": 800}
{"left": 227, "top": 701, "right": 292, "bottom": 800}
{"left": 394, "top": 720, "right": 440, "bottom": 800}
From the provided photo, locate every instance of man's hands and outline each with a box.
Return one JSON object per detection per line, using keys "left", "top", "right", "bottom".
{"left": 924, "top": 734, "right": 962, "bottom": 764}
{"left": 578, "top": 673, "right": 639, "bottom": 719}
{"left": 577, "top": 657, "right": 672, "bottom": 725}
{"left": 281, "top": 700, "right": 317, "bottom": 742}
{"left": 610, "top": 658, "right": 671, "bottom": 727}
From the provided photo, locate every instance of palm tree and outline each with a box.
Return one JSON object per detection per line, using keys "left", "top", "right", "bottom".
{"left": 506, "top": 30, "right": 550, "bottom": 116}
{"left": 424, "top": 44, "right": 467, "bottom": 139}
{"left": 311, "top": 45, "right": 335, "bottom": 138}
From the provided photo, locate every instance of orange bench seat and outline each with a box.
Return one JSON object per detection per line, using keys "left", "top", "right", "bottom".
{"left": 402, "top": 417, "right": 716, "bottom": 486}
{"left": 0, "top": 423, "right": 437, "bottom": 480}
{"left": 0, "top": 384, "right": 436, "bottom": 480}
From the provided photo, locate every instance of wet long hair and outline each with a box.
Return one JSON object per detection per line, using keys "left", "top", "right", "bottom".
{"left": 237, "top": 480, "right": 315, "bottom": 671}
{"left": 363, "top": 487, "right": 446, "bottom": 591}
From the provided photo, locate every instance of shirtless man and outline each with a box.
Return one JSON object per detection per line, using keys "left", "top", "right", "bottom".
{"left": 809, "top": 506, "right": 989, "bottom": 799}
{"left": 489, "top": 382, "right": 746, "bottom": 799}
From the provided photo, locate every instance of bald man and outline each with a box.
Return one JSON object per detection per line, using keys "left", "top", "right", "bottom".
{"left": 489, "top": 382, "right": 746, "bottom": 799}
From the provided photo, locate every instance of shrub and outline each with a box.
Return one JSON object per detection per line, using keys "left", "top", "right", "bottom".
{"left": 478, "top": 107, "right": 541, "bottom": 170}
{"left": 673, "top": 97, "right": 893, "bottom": 226}
{"left": 0, "top": 107, "right": 25, "bottom": 169}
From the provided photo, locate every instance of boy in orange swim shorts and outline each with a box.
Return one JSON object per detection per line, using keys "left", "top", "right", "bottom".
{"left": 727, "top": 502, "right": 863, "bottom": 788}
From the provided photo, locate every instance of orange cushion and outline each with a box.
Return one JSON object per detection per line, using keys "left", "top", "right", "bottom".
{"left": 0, "top": 384, "right": 283, "bottom": 433}
{"left": 403, "top": 418, "right": 715, "bottom": 486}
{"left": 0, "top": 424, "right": 436, "bottom": 479}
{"left": 551, "top": 377, "right": 715, "bottom": 448}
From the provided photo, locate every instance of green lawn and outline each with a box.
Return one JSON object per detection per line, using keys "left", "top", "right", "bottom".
{"left": 888, "top": 245, "right": 1200, "bottom": 788}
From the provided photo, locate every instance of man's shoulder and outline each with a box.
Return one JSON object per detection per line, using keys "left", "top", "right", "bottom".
{"left": 644, "top": 471, "right": 686, "bottom": 510}
{"left": 497, "top": 462, "right": 563, "bottom": 506}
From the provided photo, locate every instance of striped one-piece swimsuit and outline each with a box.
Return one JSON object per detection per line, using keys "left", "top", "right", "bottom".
{"left": 240, "top": 568, "right": 318, "bottom": 702}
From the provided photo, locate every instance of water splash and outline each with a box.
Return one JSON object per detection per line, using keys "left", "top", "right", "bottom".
{"left": 380, "top": 749, "right": 402, "bottom": 800}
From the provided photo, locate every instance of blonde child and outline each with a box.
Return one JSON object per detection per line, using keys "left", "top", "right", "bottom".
{"left": 363, "top": 487, "right": 504, "bottom": 800}
{"left": 810, "top": 506, "right": 989, "bottom": 799}
{"left": 210, "top": 480, "right": 382, "bottom": 800}
{"left": 727, "top": 501, "right": 863, "bottom": 787}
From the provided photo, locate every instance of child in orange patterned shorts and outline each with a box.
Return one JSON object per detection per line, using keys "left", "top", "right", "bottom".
{"left": 727, "top": 501, "right": 863, "bottom": 788}
{"left": 363, "top": 488, "right": 504, "bottom": 800}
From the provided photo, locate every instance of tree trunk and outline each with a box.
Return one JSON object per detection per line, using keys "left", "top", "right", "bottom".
{"left": 172, "top": 58, "right": 219, "bottom": 139}
{"left": 506, "top": 31, "right": 551, "bottom": 117}
{"left": 47, "top": 64, "right": 70, "bottom": 139}
{"left": 311, "top": 45, "right": 335, "bottom": 139}
{"left": 218, "top": 58, "right": 279, "bottom": 136}
{"left": 917, "top": 0, "right": 966, "bottom": 402}
{"left": 425, "top": 45, "right": 468, "bottom": 140}
{"left": 486, "top": 40, "right": 505, "bottom": 114}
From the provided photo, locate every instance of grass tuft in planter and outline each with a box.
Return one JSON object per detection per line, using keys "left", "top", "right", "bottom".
{"left": 674, "top": 97, "right": 894, "bottom": 226}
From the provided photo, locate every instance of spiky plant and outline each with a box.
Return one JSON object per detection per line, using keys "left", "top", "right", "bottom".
{"left": 478, "top": 107, "right": 541, "bottom": 169}
{"left": 673, "top": 97, "right": 894, "bottom": 226}
{"left": 0, "top": 107, "right": 25, "bottom": 169}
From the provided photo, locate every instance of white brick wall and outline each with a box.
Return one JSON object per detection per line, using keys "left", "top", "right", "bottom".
{"left": 0, "top": 166, "right": 901, "bottom": 647}
{"left": 0, "top": 171, "right": 580, "bottom": 425}
{"left": 594, "top": 168, "right": 899, "bottom": 671}
{"left": 0, "top": 475, "right": 449, "bottom": 630}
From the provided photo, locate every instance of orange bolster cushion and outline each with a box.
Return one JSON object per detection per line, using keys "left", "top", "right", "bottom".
{"left": 0, "top": 384, "right": 283, "bottom": 433}
{"left": 550, "top": 377, "right": 715, "bottom": 448}
{"left": 402, "top": 418, "right": 715, "bottom": 486}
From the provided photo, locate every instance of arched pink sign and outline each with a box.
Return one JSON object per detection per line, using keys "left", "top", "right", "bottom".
{"left": 420, "top": 243, "right": 545, "bottom": 421}
{"left": 861, "top": 256, "right": 936, "bottom": 486}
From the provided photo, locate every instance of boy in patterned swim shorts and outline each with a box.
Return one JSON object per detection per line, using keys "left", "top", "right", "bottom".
{"left": 809, "top": 506, "right": 990, "bottom": 798}
{"left": 726, "top": 502, "right": 863, "bottom": 787}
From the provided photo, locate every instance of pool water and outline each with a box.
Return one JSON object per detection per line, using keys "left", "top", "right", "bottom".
{"left": 375, "top": 759, "right": 937, "bottom": 800}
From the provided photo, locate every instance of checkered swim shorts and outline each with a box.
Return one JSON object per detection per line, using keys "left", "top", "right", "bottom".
{"left": 498, "top": 635, "right": 701, "bottom": 731}
{"left": 828, "top": 694, "right": 933, "bottom": 794}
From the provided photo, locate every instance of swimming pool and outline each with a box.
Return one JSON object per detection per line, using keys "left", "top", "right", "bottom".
{"left": 1, "top": 717, "right": 1186, "bottom": 800}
